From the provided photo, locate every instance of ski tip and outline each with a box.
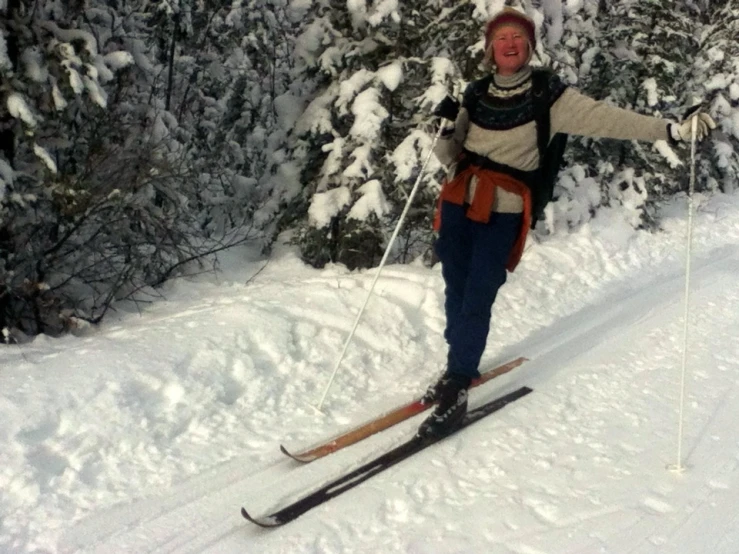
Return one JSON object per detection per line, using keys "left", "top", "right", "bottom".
{"left": 280, "top": 444, "right": 314, "bottom": 463}
{"left": 241, "top": 507, "right": 282, "bottom": 528}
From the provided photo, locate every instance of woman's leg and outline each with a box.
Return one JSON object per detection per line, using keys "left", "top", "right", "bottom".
{"left": 446, "top": 212, "right": 522, "bottom": 379}
{"left": 434, "top": 202, "right": 473, "bottom": 350}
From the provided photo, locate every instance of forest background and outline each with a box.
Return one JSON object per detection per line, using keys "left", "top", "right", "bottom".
{"left": 1, "top": 0, "right": 737, "bottom": 340}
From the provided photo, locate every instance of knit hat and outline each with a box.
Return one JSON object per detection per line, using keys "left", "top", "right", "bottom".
{"left": 484, "top": 7, "right": 537, "bottom": 53}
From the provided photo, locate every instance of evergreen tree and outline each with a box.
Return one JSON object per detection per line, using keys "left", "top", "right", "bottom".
{"left": 290, "top": 0, "right": 737, "bottom": 254}
{"left": 292, "top": 0, "right": 500, "bottom": 269}
{"left": 551, "top": 1, "right": 699, "bottom": 229}
{"left": 536, "top": 0, "right": 609, "bottom": 230}
{"left": 0, "top": 0, "right": 735, "bottom": 339}
{"left": 692, "top": 0, "right": 739, "bottom": 194}
{"left": 0, "top": 0, "right": 305, "bottom": 339}
{"left": 0, "top": 0, "right": 145, "bottom": 337}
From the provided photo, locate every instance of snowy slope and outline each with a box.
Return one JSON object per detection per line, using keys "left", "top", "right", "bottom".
{"left": 2, "top": 192, "right": 739, "bottom": 554}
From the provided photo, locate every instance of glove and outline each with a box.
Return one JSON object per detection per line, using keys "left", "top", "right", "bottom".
{"left": 433, "top": 96, "right": 461, "bottom": 122}
{"left": 669, "top": 108, "right": 717, "bottom": 142}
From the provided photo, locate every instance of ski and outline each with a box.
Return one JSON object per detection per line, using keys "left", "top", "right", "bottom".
{"left": 280, "top": 356, "right": 528, "bottom": 463}
{"left": 243, "top": 385, "right": 532, "bottom": 527}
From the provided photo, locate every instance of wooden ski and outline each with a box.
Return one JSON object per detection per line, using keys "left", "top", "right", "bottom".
{"left": 280, "top": 356, "right": 528, "bottom": 462}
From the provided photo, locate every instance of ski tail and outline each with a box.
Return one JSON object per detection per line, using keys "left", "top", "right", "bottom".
{"left": 240, "top": 508, "right": 281, "bottom": 528}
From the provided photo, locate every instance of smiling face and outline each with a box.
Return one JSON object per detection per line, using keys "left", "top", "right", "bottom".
{"left": 490, "top": 24, "right": 531, "bottom": 76}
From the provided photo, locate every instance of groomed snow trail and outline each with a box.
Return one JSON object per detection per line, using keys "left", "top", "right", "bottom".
{"left": 1, "top": 192, "right": 738, "bottom": 554}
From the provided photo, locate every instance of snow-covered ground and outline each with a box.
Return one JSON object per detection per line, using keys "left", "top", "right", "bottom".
{"left": 2, "top": 192, "right": 739, "bottom": 554}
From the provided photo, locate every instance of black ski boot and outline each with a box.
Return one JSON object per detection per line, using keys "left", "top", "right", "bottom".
{"left": 417, "top": 374, "right": 470, "bottom": 439}
{"left": 420, "top": 370, "right": 449, "bottom": 405}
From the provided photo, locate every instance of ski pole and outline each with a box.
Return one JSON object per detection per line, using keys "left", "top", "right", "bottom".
{"left": 315, "top": 123, "right": 446, "bottom": 412}
{"left": 670, "top": 113, "right": 699, "bottom": 473}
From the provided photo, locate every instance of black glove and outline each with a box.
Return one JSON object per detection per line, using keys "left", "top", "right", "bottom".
{"left": 433, "top": 96, "right": 461, "bottom": 122}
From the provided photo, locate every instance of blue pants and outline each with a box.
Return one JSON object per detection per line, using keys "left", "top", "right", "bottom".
{"left": 434, "top": 202, "right": 522, "bottom": 379}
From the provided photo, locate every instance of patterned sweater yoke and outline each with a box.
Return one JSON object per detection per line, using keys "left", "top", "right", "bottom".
{"left": 463, "top": 67, "right": 567, "bottom": 132}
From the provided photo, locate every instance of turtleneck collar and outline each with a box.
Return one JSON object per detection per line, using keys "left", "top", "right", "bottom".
{"left": 493, "top": 66, "right": 532, "bottom": 89}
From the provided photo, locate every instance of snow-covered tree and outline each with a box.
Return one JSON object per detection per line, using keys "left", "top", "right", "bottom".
{"left": 292, "top": 0, "right": 508, "bottom": 269}
{"left": 290, "top": 0, "right": 738, "bottom": 259}
{"left": 0, "top": 0, "right": 306, "bottom": 339}
{"left": 692, "top": 0, "right": 739, "bottom": 195}
{"left": 1, "top": 0, "right": 735, "bottom": 338}
{"left": 145, "top": 0, "right": 304, "bottom": 236}
{"left": 537, "top": 1, "right": 695, "bottom": 229}
{"left": 1, "top": 0, "right": 145, "bottom": 337}
{"left": 542, "top": 0, "right": 737, "bottom": 230}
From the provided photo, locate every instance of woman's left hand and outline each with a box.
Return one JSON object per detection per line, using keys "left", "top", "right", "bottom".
{"left": 670, "top": 109, "right": 717, "bottom": 142}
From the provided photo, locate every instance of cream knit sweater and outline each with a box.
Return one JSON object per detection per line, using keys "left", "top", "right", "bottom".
{"left": 435, "top": 67, "right": 671, "bottom": 213}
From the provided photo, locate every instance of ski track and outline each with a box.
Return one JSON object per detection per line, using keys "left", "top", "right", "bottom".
{"left": 58, "top": 241, "right": 739, "bottom": 554}
{"left": 2, "top": 193, "right": 739, "bottom": 553}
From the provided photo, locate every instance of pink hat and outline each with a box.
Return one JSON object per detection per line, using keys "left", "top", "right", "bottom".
{"left": 484, "top": 8, "right": 537, "bottom": 53}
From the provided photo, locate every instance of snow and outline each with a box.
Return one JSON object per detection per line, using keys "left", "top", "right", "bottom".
{"left": 471, "top": 0, "right": 506, "bottom": 20}
{"left": 551, "top": 164, "right": 602, "bottom": 228}
{"left": 2, "top": 190, "right": 739, "bottom": 553}
{"left": 0, "top": 158, "right": 15, "bottom": 188}
{"left": 606, "top": 169, "right": 648, "bottom": 228}
{"left": 366, "top": 0, "right": 400, "bottom": 27}
{"left": 52, "top": 84, "right": 68, "bottom": 111}
{"left": 273, "top": 93, "right": 304, "bottom": 131}
{"left": 83, "top": 74, "right": 108, "bottom": 108}
{"left": 342, "top": 0, "right": 400, "bottom": 29}
{"left": 295, "top": 18, "right": 331, "bottom": 66}
{"left": 288, "top": 0, "right": 312, "bottom": 22}
{"left": 129, "top": 38, "right": 155, "bottom": 73}
{"left": 565, "top": 0, "right": 584, "bottom": 14}
{"left": 376, "top": 62, "right": 403, "bottom": 92}
{"left": 349, "top": 88, "right": 389, "bottom": 141}
{"left": 20, "top": 48, "right": 47, "bottom": 83}
{"left": 308, "top": 185, "right": 351, "bottom": 227}
{"left": 728, "top": 110, "right": 739, "bottom": 141}
{"left": 542, "top": 0, "right": 564, "bottom": 46}
{"left": 336, "top": 70, "right": 375, "bottom": 116}
{"left": 347, "top": 179, "right": 389, "bottom": 221}
{"left": 7, "top": 93, "right": 36, "bottom": 127}
{"left": 316, "top": 137, "right": 345, "bottom": 190}
{"left": 655, "top": 139, "right": 683, "bottom": 169}
{"left": 343, "top": 143, "right": 373, "bottom": 180}
{"left": 704, "top": 74, "right": 732, "bottom": 92}
{"left": 392, "top": 129, "right": 443, "bottom": 182}
{"left": 103, "top": 51, "right": 135, "bottom": 71}
{"left": 39, "top": 22, "right": 98, "bottom": 56}
{"left": 706, "top": 47, "right": 725, "bottom": 63}
{"left": 0, "top": 31, "right": 10, "bottom": 71}
{"left": 33, "top": 144, "right": 58, "bottom": 174}
{"left": 643, "top": 77, "right": 659, "bottom": 107}
{"left": 347, "top": 0, "right": 368, "bottom": 29}
{"left": 62, "top": 61, "right": 85, "bottom": 95}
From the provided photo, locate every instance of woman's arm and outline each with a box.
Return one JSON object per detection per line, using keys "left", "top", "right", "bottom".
{"left": 433, "top": 108, "right": 470, "bottom": 165}
{"left": 551, "top": 87, "right": 670, "bottom": 142}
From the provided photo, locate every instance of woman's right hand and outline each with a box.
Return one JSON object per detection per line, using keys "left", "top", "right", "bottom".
{"left": 433, "top": 96, "right": 461, "bottom": 121}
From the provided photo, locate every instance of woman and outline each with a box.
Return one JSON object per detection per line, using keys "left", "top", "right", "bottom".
{"left": 418, "top": 7, "right": 716, "bottom": 439}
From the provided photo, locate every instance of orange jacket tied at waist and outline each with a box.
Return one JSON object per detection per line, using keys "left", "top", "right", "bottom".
{"left": 434, "top": 166, "right": 531, "bottom": 272}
